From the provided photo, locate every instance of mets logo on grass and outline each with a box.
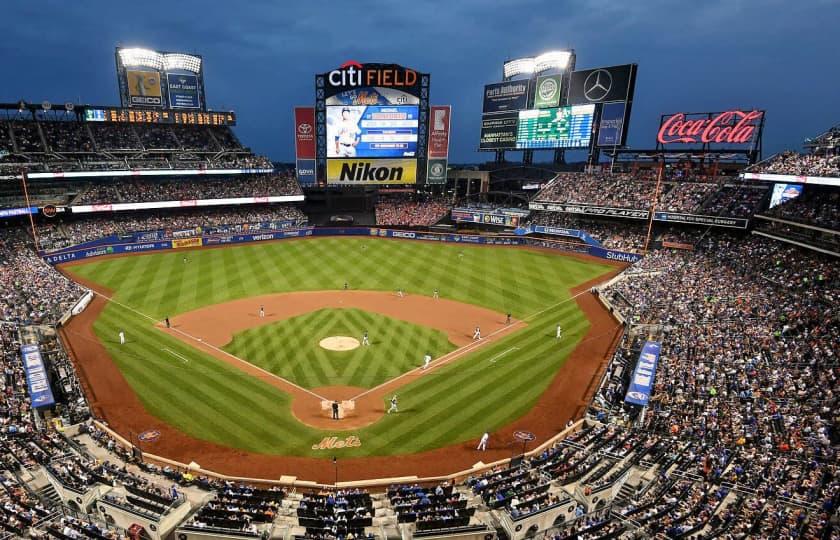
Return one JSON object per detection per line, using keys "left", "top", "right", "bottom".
{"left": 327, "top": 159, "right": 416, "bottom": 185}
{"left": 311, "top": 436, "right": 362, "bottom": 450}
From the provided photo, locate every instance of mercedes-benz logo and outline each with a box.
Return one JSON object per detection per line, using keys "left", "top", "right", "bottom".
{"left": 583, "top": 69, "right": 613, "bottom": 102}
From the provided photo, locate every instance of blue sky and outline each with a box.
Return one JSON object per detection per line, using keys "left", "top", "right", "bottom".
{"left": 2, "top": 0, "right": 838, "bottom": 162}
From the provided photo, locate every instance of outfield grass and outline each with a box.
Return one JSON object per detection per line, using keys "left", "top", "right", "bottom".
{"left": 66, "top": 238, "right": 614, "bottom": 456}
{"left": 223, "top": 308, "right": 457, "bottom": 389}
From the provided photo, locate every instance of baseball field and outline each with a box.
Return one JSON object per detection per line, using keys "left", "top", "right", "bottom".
{"left": 60, "top": 237, "right": 621, "bottom": 480}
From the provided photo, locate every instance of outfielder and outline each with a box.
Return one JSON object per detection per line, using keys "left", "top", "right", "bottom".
{"left": 362, "top": 331, "right": 370, "bottom": 346}
{"left": 473, "top": 326, "right": 482, "bottom": 341}
{"left": 477, "top": 432, "right": 489, "bottom": 451}
{"left": 118, "top": 331, "right": 125, "bottom": 345}
{"left": 259, "top": 305, "right": 265, "bottom": 318}
{"left": 433, "top": 288, "right": 439, "bottom": 299}
{"left": 387, "top": 394, "right": 398, "bottom": 414}
{"left": 422, "top": 353, "right": 432, "bottom": 370}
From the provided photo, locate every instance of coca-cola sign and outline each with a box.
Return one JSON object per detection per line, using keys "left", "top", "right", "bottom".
{"left": 657, "top": 110, "right": 764, "bottom": 146}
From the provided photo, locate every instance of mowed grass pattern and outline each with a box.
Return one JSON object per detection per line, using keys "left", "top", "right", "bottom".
{"left": 66, "top": 238, "right": 615, "bottom": 456}
{"left": 224, "top": 308, "right": 456, "bottom": 389}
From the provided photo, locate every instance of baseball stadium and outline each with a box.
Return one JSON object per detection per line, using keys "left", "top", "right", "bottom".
{"left": 1, "top": 9, "right": 839, "bottom": 540}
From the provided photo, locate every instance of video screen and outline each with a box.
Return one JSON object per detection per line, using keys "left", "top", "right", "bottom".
{"left": 326, "top": 105, "right": 418, "bottom": 158}
{"left": 516, "top": 104, "right": 595, "bottom": 149}
{"left": 769, "top": 183, "right": 803, "bottom": 208}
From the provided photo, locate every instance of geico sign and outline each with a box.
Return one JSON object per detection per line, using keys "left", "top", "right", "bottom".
{"left": 328, "top": 60, "right": 417, "bottom": 89}
{"left": 658, "top": 110, "right": 763, "bottom": 145}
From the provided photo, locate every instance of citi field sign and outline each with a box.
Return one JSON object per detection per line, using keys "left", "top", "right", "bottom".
{"left": 657, "top": 110, "right": 764, "bottom": 146}
{"left": 324, "top": 61, "right": 422, "bottom": 97}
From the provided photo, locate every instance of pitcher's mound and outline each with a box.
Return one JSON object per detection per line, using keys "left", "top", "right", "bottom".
{"left": 319, "top": 336, "right": 361, "bottom": 352}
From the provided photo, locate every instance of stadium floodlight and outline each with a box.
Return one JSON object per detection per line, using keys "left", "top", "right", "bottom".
{"left": 118, "top": 48, "right": 165, "bottom": 70}
{"left": 503, "top": 50, "right": 573, "bottom": 79}
{"left": 163, "top": 53, "right": 202, "bottom": 73}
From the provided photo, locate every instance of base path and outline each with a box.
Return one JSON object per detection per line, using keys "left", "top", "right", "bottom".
{"left": 161, "top": 290, "right": 522, "bottom": 430}
{"left": 58, "top": 250, "right": 625, "bottom": 483}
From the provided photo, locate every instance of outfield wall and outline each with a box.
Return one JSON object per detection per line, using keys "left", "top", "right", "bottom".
{"left": 43, "top": 226, "right": 643, "bottom": 265}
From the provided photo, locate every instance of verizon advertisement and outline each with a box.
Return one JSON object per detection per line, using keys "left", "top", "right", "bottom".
{"left": 295, "top": 106, "right": 316, "bottom": 185}
{"left": 427, "top": 105, "right": 451, "bottom": 185}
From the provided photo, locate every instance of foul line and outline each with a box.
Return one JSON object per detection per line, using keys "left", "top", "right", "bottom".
{"left": 489, "top": 347, "right": 519, "bottom": 364}
{"left": 89, "top": 290, "right": 330, "bottom": 402}
{"left": 349, "top": 288, "right": 591, "bottom": 401}
{"left": 162, "top": 347, "right": 189, "bottom": 364}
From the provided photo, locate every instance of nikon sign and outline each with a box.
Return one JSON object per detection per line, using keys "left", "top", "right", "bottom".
{"left": 326, "top": 159, "right": 417, "bottom": 185}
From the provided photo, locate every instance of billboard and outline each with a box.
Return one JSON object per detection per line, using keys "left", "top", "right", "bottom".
{"left": 21, "top": 344, "right": 56, "bottom": 409}
{"left": 597, "top": 101, "right": 627, "bottom": 146}
{"left": 657, "top": 110, "right": 764, "bottom": 147}
{"left": 769, "top": 183, "right": 804, "bottom": 208}
{"left": 427, "top": 105, "right": 451, "bottom": 185}
{"left": 294, "top": 107, "right": 316, "bottom": 159}
{"left": 326, "top": 158, "right": 417, "bottom": 185}
{"left": 326, "top": 105, "right": 418, "bottom": 158}
{"left": 624, "top": 341, "right": 661, "bottom": 407}
{"left": 515, "top": 104, "right": 595, "bottom": 149}
{"left": 479, "top": 112, "right": 518, "bottom": 150}
{"left": 483, "top": 81, "right": 530, "bottom": 114}
{"left": 167, "top": 73, "right": 200, "bottom": 109}
{"left": 126, "top": 70, "right": 163, "bottom": 107}
{"left": 534, "top": 74, "right": 562, "bottom": 109}
{"left": 568, "top": 64, "right": 637, "bottom": 105}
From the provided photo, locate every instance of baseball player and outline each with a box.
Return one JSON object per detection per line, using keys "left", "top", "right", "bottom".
{"left": 343, "top": 281, "right": 349, "bottom": 290}
{"left": 506, "top": 313, "right": 512, "bottom": 325}
{"left": 422, "top": 353, "right": 432, "bottom": 370}
{"left": 362, "top": 331, "right": 370, "bottom": 346}
{"left": 397, "top": 288, "right": 404, "bottom": 298}
{"left": 477, "top": 432, "right": 489, "bottom": 451}
{"left": 183, "top": 256, "right": 188, "bottom": 264}
{"left": 332, "top": 401, "right": 340, "bottom": 420}
{"left": 165, "top": 317, "right": 171, "bottom": 329}
{"left": 473, "top": 326, "right": 482, "bottom": 341}
{"left": 334, "top": 108, "right": 361, "bottom": 157}
{"left": 433, "top": 288, "right": 439, "bottom": 299}
{"left": 259, "top": 305, "right": 265, "bottom": 318}
{"left": 556, "top": 324, "right": 563, "bottom": 340}
{"left": 118, "top": 331, "right": 125, "bottom": 345}
{"left": 387, "top": 394, "right": 398, "bottom": 414}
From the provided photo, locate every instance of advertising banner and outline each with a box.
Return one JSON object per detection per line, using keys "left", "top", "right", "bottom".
{"left": 323, "top": 62, "right": 422, "bottom": 100}
{"left": 428, "top": 106, "right": 451, "bottom": 159}
{"left": 69, "top": 195, "right": 303, "bottom": 214}
{"left": 657, "top": 110, "right": 764, "bottom": 147}
{"left": 296, "top": 159, "right": 317, "bottom": 185}
{"left": 597, "top": 102, "right": 627, "bottom": 146}
{"left": 534, "top": 75, "right": 562, "bottom": 109}
{"left": 529, "top": 201, "right": 650, "bottom": 220}
{"left": 479, "top": 112, "right": 518, "bottom": 150}
{"left": 451, "top": 209, "right": 523, "bottom": 227}
{"left": 21, "top": 344, "right": 56, "bottom": 409}
{"left": 126, "top": 70, "right": 163, "bottom": 107}
{"left": 172, "top": 238, "right": 203, "bottom": 249}
{"left": 625, "top": 341, "right": 662, "bottom": 407}
{"left": 326, "top": 159, "right": 416, "bottom": 185}
{"left": 294, "top": 107, "right": 316, "bottom": 159}
{"left": 426, "top": 159, "right": 448, "bottom": 185}
{"left": 653, "top": 212, "right": 749, "bottom": 229}
{"left": 568, "top": 64, "right": 637, "bottom": 105}
{"left": 167, "top": 73, "right": 200, "bottom": 109}
{"left": 769, "top": 183, "right": 804, "bottom": 208}
{"left": 483, "top": 81, "right": 530, "bottom": 114}
{"left": 0, "top": 207, "right": 38, "bottom": 219}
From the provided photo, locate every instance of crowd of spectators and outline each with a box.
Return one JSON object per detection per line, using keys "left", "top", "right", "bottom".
{"left": 296, "top": 489, "right": 373, "bottom": 537}
{"left": 534, "top": 173, "right": 658, "bottom": 209}
{"left": 35, "top": 205, "right": 308, "bottom": 250}
{"left": 74, "top": 172, "right": 302, "bottom": 205}
{"left": 764, "top": 186, "right": 840, "bottom": 231}
{"left": 387, "top": 482, "right": 478, "bottom": 531}
{"left": 374, "top": 193, "right": 451, "bottom": 226}
{"left": 748, "top": 150, "right": 840, "bottom": 177}
{"left": 527, "top": 211, "right": 648, "bottom": 253}
{"left": 184, "top": 483, "right": 284, "bottom": 535}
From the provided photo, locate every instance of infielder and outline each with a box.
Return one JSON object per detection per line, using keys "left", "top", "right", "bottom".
{"left": 259, "top": 305, "right": 265, "bottom": 318}
{"left": 473, "top": 326, "right": 482, "bottom": 341}
{"left": 556, "top": 324, "right": 563, "bottom": 340}
{"left": 506, "top": 313, "right": 512, "bottom": 325}
{"left": 477, "top": 432, "right": 489, "bottom": 451}
{"left": 362, "top": 331, "right": 370, "bottom": 346}
{"left": 387, "top": 394, "right": 398, "bottom": 414}
{"left": 422, "top": 353, "right": 432, "bottom": 370}
{"left": 118, "top": 331, "right": 125, "bottom": 345}
{"left": 334, "top": 108, "right": 361, "bottom": 157}
{"left": 397, "top": 288, "right": 404, "bottom": 298}
{"left": 433, "top": 288, "right": 439, "bottom": 299}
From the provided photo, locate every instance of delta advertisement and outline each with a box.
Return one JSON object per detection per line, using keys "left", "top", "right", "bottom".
{"left": 21, "top": 344, "right": 56, "bottom": 409}
{"left": 167, "top": 73, "right": 200, "bottom": 109}
{"left": 624, "top": 341, "right": 662, "bottom": 407}
{"left": 326, "top": 159, "right": 417, "bottom": 185}
{"left": 295, "top": 107, "right": 317, "bottom": 185}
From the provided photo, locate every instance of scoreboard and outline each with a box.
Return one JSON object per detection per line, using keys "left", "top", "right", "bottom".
{"left": 326, "top": 105, "right": 418, "bottom": 158}
{"left": 83, "top": 107, "right": 236, "bottom": 126}
{"left": 515, "top": 104, "right": 594, "bottom": 149}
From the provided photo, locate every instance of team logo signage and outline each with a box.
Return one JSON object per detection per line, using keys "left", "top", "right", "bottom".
{"left": 326, "top": 158, "right": 417, "bottom": 185}
{"left": 534, "top": 75, "right": 562, "bottom": 109}
{"left": 311, "top": 435, "right": 361, "bottom": 450}
{"left": 657, "top": 110, "right": 764, "bottom": 146}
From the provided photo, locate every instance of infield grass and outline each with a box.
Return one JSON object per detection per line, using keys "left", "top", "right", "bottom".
{"left": 65, "top": 237, "right": 614, "bottom": 456}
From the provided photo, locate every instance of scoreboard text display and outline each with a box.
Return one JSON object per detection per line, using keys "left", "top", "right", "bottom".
{"left": 516, "top": 104, "right": 595, "bottom": 149}
{"left": 326, "top": 105, "right": 419, "bottom": 158}
{"left": 83, "top": 107, "right": 236, "bottom": 126}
